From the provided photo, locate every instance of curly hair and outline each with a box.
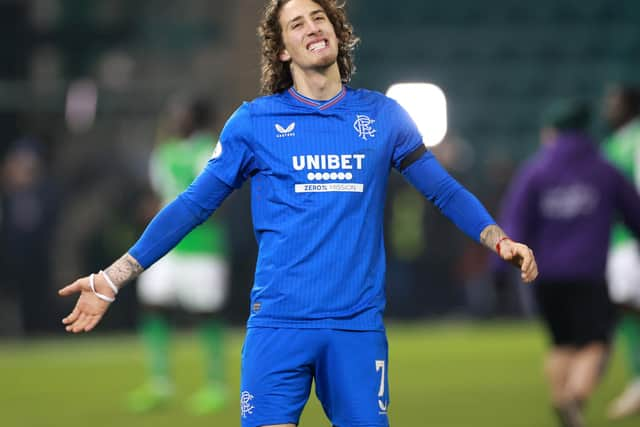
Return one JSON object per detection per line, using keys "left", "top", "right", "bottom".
{"left": 258, "top": 0, "right": 360, "bottom": 95}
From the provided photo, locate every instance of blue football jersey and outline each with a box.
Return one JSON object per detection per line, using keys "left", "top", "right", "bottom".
{"left": 208, "top": 86, "right": 425, "bottom": 331}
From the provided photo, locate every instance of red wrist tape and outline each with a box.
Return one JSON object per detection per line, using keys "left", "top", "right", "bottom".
{"left": 496, "top": 237, "right": 511, "bottom": 256}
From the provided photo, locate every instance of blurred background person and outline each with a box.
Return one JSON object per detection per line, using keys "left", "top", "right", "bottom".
{"left": 0, "top": 138, "right": 58, "bottom": 335}
{"left": 497, "top": 100, "right": 640, "bottom": 427}
{"left": 601, "top": 82, "right": 640, "bottom": 420}
{"left": 126, "top": 96, "right": 231, "bottom": 415}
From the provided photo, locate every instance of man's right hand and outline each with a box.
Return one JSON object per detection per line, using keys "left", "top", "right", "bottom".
{"left": 58, "top": 275, "right": 114, "bottom": 333}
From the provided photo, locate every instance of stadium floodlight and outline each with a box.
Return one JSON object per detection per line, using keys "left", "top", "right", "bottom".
{"left": 386, "top": 83, "right": 447, "bottom": 147}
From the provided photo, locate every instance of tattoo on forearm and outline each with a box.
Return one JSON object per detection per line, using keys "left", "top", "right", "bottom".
{"left": 104, "top": 253, "right": 144, "bottom": 289}
{"left": 479, "top": 224, "right": 508, "bottom": 252}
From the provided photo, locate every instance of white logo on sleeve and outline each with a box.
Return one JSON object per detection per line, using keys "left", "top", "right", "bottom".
{"left": 354, "top": 114, "right": 376, "bottom": 140}
{"left": 211, "top": 141, "right": 223, "bottom": 159}
{"left": 275, "top": 122, "right": 296, "bottom": 138}
{"left": 240, "top": 391, "right": 254, "bottom": 418}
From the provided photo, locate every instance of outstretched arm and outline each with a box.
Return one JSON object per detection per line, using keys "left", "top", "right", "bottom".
{"left": 58, "top": 166, "right": 235, "bottom": 333}
{"left": 479, "top": 224, "right": 537, "bottom": 283}
{"left": 400, "top": 150, "right": 538, "bottom": 283}
{"left": 58, "top": 253, "right": 144, "bottom": 333}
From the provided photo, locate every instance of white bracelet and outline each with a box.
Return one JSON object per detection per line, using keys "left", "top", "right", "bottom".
{"left": 89, "top": 273, "right": 116, "bottom": 303}
{"left": 99, "top": 270, "right": 119, "bottom": 295}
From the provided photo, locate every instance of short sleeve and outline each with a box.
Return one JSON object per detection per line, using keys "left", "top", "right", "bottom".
{"left": 387, "top": 99, "right": 425, "bottom": 171}
{"left": 208, "top": 103, "right": 258, "bottom": 188}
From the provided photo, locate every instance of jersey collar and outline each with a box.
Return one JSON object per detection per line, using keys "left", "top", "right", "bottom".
{"left": 287, "top": 85, "right": 347, "bottom": 110}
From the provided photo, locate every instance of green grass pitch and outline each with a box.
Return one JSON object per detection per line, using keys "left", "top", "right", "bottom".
{"left": 0, "top": 321, "right": 636, "bottom": 426}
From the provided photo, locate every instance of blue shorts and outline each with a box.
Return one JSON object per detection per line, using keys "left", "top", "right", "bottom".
{"left": 240, "top": 327, "right": 390, "bottom": 427}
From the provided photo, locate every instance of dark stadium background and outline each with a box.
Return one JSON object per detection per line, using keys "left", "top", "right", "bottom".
{"left": 0, "top": 2, "right": 638, "bottom": 426}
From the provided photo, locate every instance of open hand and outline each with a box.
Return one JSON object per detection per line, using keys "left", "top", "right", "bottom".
{"left": 58, "top": 276, "right": 113, "bottom": 333}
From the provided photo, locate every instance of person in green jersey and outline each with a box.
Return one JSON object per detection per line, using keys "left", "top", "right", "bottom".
{"left": 602, "top": 83, "right": 640, "bottom": 420}
{"left": 126, "top": 96, "right": 230, "bottom": 414}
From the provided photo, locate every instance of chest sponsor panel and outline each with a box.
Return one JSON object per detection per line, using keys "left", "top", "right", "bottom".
{"left": 294, "top": 183, "right": 364, "bottom": 193}
{"left": 292, "top": 153, "right": 366, "bottom": 193}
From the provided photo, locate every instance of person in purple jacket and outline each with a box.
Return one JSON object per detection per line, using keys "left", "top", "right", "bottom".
{"left": 498, "top": 100, "right": 640, "bottom": 427}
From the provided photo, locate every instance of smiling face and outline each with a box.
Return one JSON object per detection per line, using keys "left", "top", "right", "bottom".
{"left": 277, "top": 0, "right": 339, "bottom": 76}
